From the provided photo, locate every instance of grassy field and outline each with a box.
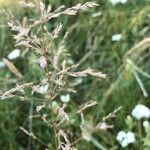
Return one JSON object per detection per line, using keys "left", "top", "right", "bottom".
{"left": 0, "top": 0, "right": 150, "bottom": 149}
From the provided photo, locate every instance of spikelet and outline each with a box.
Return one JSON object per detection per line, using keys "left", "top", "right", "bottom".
{"left": 0, "top": 82, "right": 32, "bottom": 99}
{"left": 3, "top": 58, "right": 23, "bottom": 78}
{"left": 68, "top": 68, "right": 106, "bottom": 78}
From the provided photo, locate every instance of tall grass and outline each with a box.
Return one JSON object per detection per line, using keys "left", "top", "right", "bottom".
{"left": 0, "top": 0, "right": 150, "bottom": 149}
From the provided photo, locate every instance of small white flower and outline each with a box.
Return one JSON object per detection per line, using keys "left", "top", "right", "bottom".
{"left": 0, "top": 61, "right": 5, "bottom": 68}
{"left": 112, "top": 34, "right": 122, "bottom": 41}
{"left": 117, "top": 131, "right": 135, "bottom": 147}
{"left": 143, "top": 121, "right": 149, "bottom": 128}
{"left": 39, "top": 84, "right": 49, "bottom": 94}
{"left": 126, "top": 132, "right": 135, "bottom": 144}
{"left": 7, "top": 49, "right": 21, "bottom": 60}
{"left": 38, "top": 56, "right": 47, "bottom": 69}
{"left": 60, "top": 94, "right": 70, "bottom": 103}
{"left": 121, "top": 139, "right": 128, "bottom": 147}
{"left": 110, "top": 0, "right": 127, "bottom": 5}
{"left": 131, "top": 104, "right": 150, "bottom": 120}
{"left": 116, "top": 131, "right": 126, "bottom": 142}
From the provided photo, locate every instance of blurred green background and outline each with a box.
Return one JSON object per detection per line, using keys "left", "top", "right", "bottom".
{"left": 0, "top": 0, "right": 150, "bottom": 149}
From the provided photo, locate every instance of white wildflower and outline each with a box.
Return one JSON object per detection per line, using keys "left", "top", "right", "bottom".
{"left": 112, "top": 34, "right": 122, "bottom": 41}
{"left": 143, "top": 121, "right": 149, "bottom": 128}
{"left": 39, "top": 84, "right": 49, "bottom": 94}
{"left": 121, "top": 139, "right": 128, "bottom": 147}
{"left": 116, "top": 131, "right": 126, "bottom": 142}
{"left": 131, "top": 104, "right": 150, "bottom": 120}
{"left": 110, "top": 0, "right": 127, "bottom": 5}
{"left": 117, "top": 131, "right": 135, "bottom": 147}
{"left": 60, "top": 94, "right": 70, "bottom": 103}
{"left": 7, "top": 49, "right": 21, "bottom": 60}
{"left": 38, "top": 56, "right": 47, "bottom": 69}
{"left": 0, "top": 61, "right": 5, "bottom": 68}
{"left": 126, "top": 132, "right": 135, "bottom": 144}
